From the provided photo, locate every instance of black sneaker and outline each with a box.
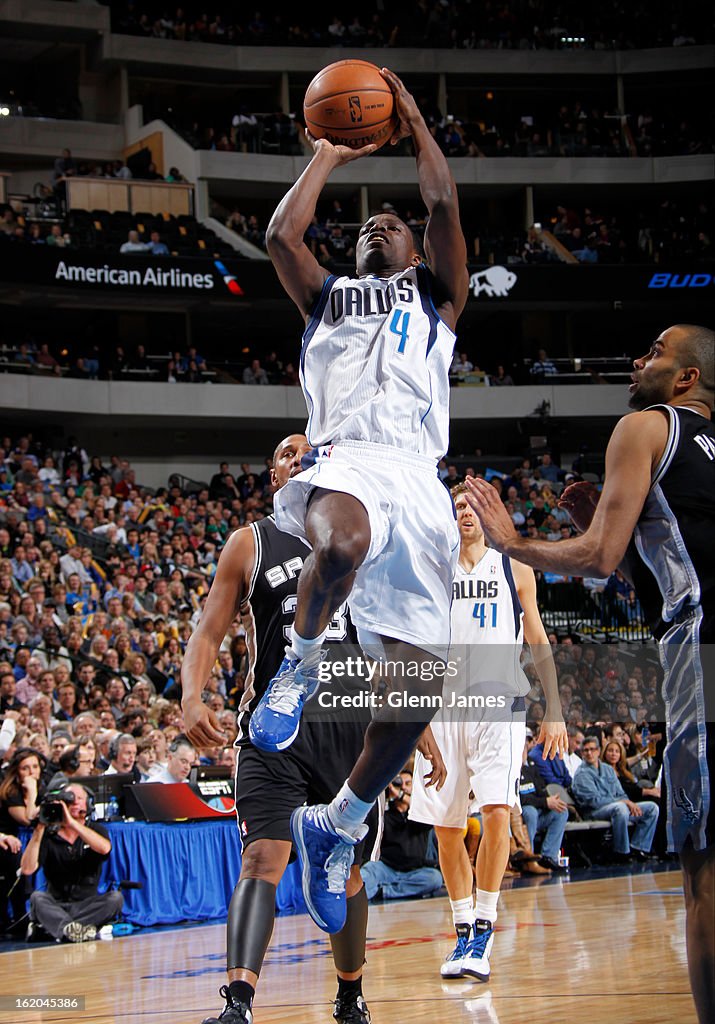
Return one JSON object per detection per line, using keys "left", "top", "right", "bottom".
{"left": 538, "top": 855, "right": 566, "bottom": 873}
{"left": 333, "top": 993, "right": 372, "bottom": 1024}
{"left": 201, "top": 986, "right": 253, "bottom": 1024}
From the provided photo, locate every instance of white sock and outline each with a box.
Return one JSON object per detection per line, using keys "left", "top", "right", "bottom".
{"left": 290, "top": 625, "right": 327, "bottom": 659}
{"left": 450, "top": 897, "right": 475, "bottom": 930}
{"left": 475, "top": 888, "right": 499, "bottom": 925}
{"left": 327, "top": 781, "right": 374, "bottom": 839}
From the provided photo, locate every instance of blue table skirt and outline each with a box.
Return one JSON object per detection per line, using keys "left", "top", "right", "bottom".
{"left": 21, "top": 821, "right": 306, "bottom": 927}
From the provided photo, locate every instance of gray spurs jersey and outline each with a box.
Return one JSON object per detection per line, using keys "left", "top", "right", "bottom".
{"left": 624, "top": 404, "right": 715, "bottom": 639}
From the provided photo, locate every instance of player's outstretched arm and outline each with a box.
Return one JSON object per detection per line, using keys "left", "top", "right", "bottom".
{"left": 266, "top": 134, "right": 376, "bottom": 317}
{"left": 465, "top": 409, "right": 669, "bottom": 578}
{"left": 381, "top": 68, "right": 468, "bottom": 329}
{"left": 181, "top": 526, "right": 254, "bottom": 747}
{"left": 512, "top": 560, "right": 567, "bottom": 760}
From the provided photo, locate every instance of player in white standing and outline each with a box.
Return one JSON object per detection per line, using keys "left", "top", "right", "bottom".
{"left": 249, "top": 68, "right": 469, "bottom": 935}
{"left": 410, "top": 484, "right": 567, "bottom": 982}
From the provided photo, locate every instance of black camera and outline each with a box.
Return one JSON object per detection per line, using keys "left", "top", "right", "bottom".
{"left": 38, "top": 787, "right": 75, "bottom": 825}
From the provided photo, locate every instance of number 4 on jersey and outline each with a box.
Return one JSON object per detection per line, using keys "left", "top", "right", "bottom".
{"left": 389, "top": 309, "right": 411, "bottom": 353}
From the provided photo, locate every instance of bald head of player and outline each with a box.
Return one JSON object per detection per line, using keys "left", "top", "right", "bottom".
{"left": 629, "top": 323, "right": 714, "bottom": 412}
{"left": 355, "top": 213, "right": 422, "bottom": 279}
{"left": 271, "top": 434, "right": 311, "bottom": 489}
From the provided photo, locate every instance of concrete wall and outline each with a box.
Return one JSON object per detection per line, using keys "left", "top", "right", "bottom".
{"left": 0, "top": 0, "right": 109, "bottom": 35}
{"left": 199, "top": 150, "right": 715, "bottom": 188}
{"left": 100, "top": 34, "right": 715, "bottom": 77}
{"left": 0, "top": 375, "right": 630, "bottom": 423}
{"left": 0, "top": 117, "right": 124, "bottom": 162}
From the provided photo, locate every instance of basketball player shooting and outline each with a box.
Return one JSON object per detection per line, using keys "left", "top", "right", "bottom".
{"left": 249, "top": 68, "right": 469, "bottom": 935}
{"left": 463, "top": 324, "right": 714, "bottom": 1024}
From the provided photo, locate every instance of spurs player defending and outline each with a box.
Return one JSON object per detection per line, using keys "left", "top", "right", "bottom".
{"left": 465, "top": 325, "right": 714, "bottom": 1024}
{"left": 410, "top": 484, "right": 567, "bottom": 982}
{"left": 250, "top": 68, "right": 468, "bottom": 934}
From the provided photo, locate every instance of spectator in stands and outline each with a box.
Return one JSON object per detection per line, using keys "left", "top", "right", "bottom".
{"left": 232, "top": 108, "right": 258, "bottom": 153}
{"left": 35, "top": 345, "right": 61, "bottom": 375}
{"left": 0, "top": 209, "right": 16, "bottom": 236}
{"left": 147, "top": 231, "right": 169, "bottom": 255}
{"left": 120, "top": 230, "right": 149, "bottom": 254}
{"left": 451, "top": 352, "right": 474, "bottom": 378}
{"left": 45, "top": 224, "right": 71, "bottom": 248}
{"left": 103, "top": 733, "right": 140, "bottom": 782}
{"left": 319, "top": 224, "right": 355, "bottom": 265}
{"left": 563, "top": 726, "right": 585, "bottom": 778}
{"left": 113, "top": 160, "right": 132, "bottom": 180}
{"left": 149, "top": 734, "right": 195, "bottom": 783}
{"left": 242, "top": 358, "right": 269, "bottom": 385}
{"left": 28, "top": 223, "right": 45, "bottom": 246}
{"left": 280, "top": 362, "right": 300, "bottom": 386}
{"left": 571, "top": 737, "right": 658, "bottom": 862}
{"left": 142, "top": 162, "right": 163, "bottom": 182}
{"left": 0, "top": 747, "right": 46, "bottom": 931}
{"left": 537, "top": 453, "right": 561, "bottom": 483}
{"left": 179, "top": 347, "right": 206, "bottom": 374}
{"left": 165, "top": 167, "right": 186, "bottom": 182}
{"left": 244, "top": 215, "right": 265, "bottom": 249}
{"left": 133, "top": 736, "right": 156, "bottom": 781}
{"left": 602, "top": 739, "right": 661, "bottom": 801}
{"left": 529, "top": 348, "right": 558, "bottom": 379}
{"left": 20, "top": 783, "right": 122, "bottom": 943}
{"left": 360, "top": 770, "right": 442, "bottom": 900}
{"left": 226, "top": 209, "right": 247, "bottom": 235}
{"left": 53, "top": 148, "right": 76, "bottom": 183}
{"left": 490, "top": 365, "right": 514, "bottom": 386}
{"left": 518, "top": 737, "right": 569, "bottom": 871}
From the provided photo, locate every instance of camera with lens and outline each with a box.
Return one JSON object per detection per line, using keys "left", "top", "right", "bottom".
{"left": 38, "top": 787, "right": 75, "bottom": 825}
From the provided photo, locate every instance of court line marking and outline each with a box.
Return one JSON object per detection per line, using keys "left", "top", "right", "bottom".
{"left": 37, "top": 991, "right": 696, "bottom": 1021}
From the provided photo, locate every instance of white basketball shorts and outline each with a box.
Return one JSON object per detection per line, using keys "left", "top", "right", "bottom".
{"left": 273, "top": 440, "right": 459, "bottom": 659}
{"left": 409, "top": 710, "right": 527, "bottom": 828}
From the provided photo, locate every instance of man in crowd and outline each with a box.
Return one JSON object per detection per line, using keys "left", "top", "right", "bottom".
{"left": 360, "top": 771, "right": 442, "bottom": 902}
{"left": 149, "top": 735, "right": 195, "bottom": 784}
{"left": 571, "top": 736, "right": 658, "bottom": 861}
{"left": 519, "top": 738, "right": 570, "bottom": 869}
{"left": 20, "top": 783, "right": 123, "bottom": 942}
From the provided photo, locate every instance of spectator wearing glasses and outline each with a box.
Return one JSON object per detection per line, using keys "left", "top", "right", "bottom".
{"left": 149, "top": 735, "right": 195, "bottom": 784}
{"left": 571, "top": 737, "right": 658, "bottom": 862}
{"left": 103, "top": 733, "right": 141, "bottom": 783}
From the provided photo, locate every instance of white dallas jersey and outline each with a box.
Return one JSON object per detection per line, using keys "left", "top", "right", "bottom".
{"left": 300, "top": 264, "right": 456, "bottom": 460}
{"left": 450, "top": 547, "right": 530, "bottom": 698}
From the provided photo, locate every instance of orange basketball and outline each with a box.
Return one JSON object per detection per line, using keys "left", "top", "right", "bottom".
{"left": 303, "top": 59, "right": 396, "bottom": 151}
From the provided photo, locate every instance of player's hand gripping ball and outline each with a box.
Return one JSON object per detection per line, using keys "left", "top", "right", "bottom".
{"left": 303, "top": 59, "right": 396, "bottom": 151}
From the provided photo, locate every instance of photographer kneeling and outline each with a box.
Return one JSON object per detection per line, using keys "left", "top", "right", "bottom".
{"left": 20, "top": 783, "right": 123, "bottom": 942}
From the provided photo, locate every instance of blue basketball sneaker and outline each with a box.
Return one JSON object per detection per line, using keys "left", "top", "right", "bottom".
{"left": 290, "top": 804, "right": 367, "bottom": 934}
{"left": 249, "top": 648, "right": 325, "bottom": 752}
{"left": 460, "top": 920, "right": 494, "bottom": 982}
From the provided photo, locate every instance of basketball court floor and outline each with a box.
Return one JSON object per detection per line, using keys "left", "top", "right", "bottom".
{"left": 0, "top": 864, "right": 694, "bottom": 1024}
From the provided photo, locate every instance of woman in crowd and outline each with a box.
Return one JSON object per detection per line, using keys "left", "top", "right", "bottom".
{"left": 601, "top": 739, "right": 661, "bottom": 802}
{"left": 0, "top": 747, "right": 46, "bottom": 932}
